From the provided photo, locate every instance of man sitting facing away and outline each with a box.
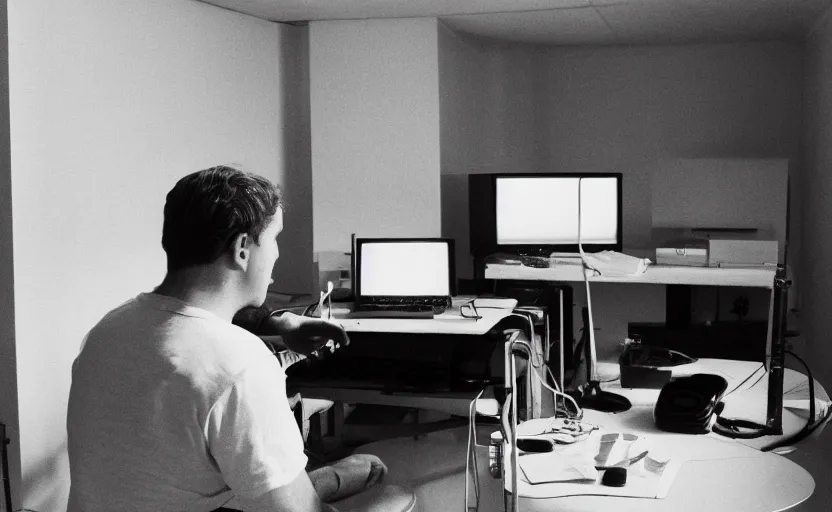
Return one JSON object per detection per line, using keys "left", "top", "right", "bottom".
{"left": 67, "top": 165, "right": 351, "bottom": 512}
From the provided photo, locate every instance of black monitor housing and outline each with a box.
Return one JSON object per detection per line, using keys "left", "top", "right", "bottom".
{"left": 469, "top": 172, "right": 623, "bottom": 257}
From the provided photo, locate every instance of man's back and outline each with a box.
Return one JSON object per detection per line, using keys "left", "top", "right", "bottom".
{"left": 67, "top": 293, "right": 307, "bottom": 512}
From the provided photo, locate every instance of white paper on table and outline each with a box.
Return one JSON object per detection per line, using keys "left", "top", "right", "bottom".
{"left": 519, "top": 452, "right": 598, "bottom": 484}
{"left": 514, "top": 430, "right": 681, "bottom": 500}
{"left": 784, "top": 399, "right": 831, "bottom": 419}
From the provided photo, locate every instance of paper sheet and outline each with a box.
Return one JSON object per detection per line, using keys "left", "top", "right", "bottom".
{"left": 513, "top": 430, "right": 679, "bottom": 500}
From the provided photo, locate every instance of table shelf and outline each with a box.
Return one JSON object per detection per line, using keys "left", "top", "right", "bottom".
{"left": 484, "top": 262, "right": 777, "bottom": 288}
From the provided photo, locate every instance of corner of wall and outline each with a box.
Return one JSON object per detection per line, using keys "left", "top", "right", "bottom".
{"left": 0, "top": 0, "right": 22, "bottom": 507}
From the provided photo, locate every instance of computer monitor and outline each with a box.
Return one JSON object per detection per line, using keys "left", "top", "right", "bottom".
{"left": 469, "top": 173, "right": 623, "bottom": 256}
{"left": 354, "top": 238, "right": 455, "bottom": 301}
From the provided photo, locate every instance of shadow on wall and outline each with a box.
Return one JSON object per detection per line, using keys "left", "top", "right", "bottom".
{"left": 271, "top": 24, "right": 315, "bottom": 295}
{"left": 440, "top": 173, "right": 474, "bottom": 280}
{"left": 20, "top": 439, "right": 68, "bottom": 512}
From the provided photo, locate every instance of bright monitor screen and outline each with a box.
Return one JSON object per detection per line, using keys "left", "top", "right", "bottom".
{"left": 496, "top": 176, "right": 619, "bottom": 246}
{"left": 358, "top": 239, "right": 452, "bottom": 297}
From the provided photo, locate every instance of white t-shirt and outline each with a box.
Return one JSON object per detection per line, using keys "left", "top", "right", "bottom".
{"left": 67, "top": 293, "right": 308, "bottom": 512}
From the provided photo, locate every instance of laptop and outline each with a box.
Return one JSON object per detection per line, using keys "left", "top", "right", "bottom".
{"left": 350, "top": 237, "right": 455, "bottom": 318}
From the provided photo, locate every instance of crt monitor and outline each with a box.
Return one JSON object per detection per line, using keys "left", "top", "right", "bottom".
{"left": 468, "top": 173, "right": 623, "bottom": 256}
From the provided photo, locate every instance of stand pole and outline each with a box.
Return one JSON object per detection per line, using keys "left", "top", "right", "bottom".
{"left": 765, "top": 266, "right": 790, "bottom": 435}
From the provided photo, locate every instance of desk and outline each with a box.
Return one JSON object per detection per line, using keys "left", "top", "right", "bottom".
{"left": 596, "top": 358, "right": 830, "bottom": 451}
{"left": 516, "top": 445, "right": 813, "bottom": 512}
{"left": 289, "top": 299, "right": 549, "bottom": 426}
{"left": 348, "top": 358, "right": 826, "bottom": 512}
{"left": 354, "top": 425, "right": 814, "bottom": 512}
{"left": 484, "top": 261, "right": 777, "bottom": 287}
{"left": 500, "top": 358, "right": 828, "bottom": 510}
{"left": 485, "top": 260, "right": 789, "bottom": 434}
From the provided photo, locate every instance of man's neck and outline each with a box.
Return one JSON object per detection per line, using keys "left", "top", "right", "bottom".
{"left": 153, "top": 267, "right": 246, "bottom": 321}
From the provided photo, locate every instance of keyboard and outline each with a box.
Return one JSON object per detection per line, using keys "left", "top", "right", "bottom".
{"left": 347, "top": 309, "right": 435, "bottom": 319}
{"left": 360, "top": 296, "right": 449, "bottom": 307}
{"left": 359, "top": 303, "right": 436, "bottom": 312}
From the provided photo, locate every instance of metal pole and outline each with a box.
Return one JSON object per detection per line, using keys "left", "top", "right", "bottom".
{"left": 765, "top": 266, "right": 790, "bottom": 435}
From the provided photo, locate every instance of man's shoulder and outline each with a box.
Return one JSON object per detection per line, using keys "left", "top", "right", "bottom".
{"left": 81, "top": 294, "right": 273, "bottom": 373}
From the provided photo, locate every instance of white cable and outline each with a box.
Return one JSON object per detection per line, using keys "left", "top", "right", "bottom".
{"left": 509, "top": 341, "right": 520, "bottom": 512}
{"left": 465, "top": 389, "right": 484, "bottom": 512}
{"left": 544, "top": 361, "right": 561, "bottom": 392}
{"left": 577, "top": 177, "right": 599, "bottom": 383}
{"left": 532, "top": 366, "right": 581, "bottom": 419}
{"left": 509, "top": 313, "right": 543, "bottom": 368}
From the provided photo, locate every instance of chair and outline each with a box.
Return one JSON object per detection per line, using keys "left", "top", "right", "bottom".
{"left": 216, "top": 484, "right": 417, "bottom": 512}
{"left": 331, "top": 484, "right": 417, "bottom": 512}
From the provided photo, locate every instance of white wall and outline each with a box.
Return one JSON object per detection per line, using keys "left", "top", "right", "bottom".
{"left": 272, "top": 26, "right": 316, "bottom": 294}
{"left": 7, "top": 1, "right": 306, "bottom": 509}
{"left": 310, "top": 18, "right": 442, "bottom": 254}
{"left": 439, "top": 36, "right": 802, "bottom": 358}
{"left": 439, "top": 25, "right": 544, "bottom": 273}
{"left": 786, "top": 12, "right": 832, "bottom": 512}
{"left": 441, "top": 39, "right": 803, "bottom": 279}
{"left": 802, "top": 14, "right": 832, "bottom": 385}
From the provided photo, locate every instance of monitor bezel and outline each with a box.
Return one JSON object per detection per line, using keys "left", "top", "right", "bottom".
{"left": 354, "top": 237, "right": 457, "bottom": 300}
{"left": 491, "top": 172, "right": 623, "bottom": 256}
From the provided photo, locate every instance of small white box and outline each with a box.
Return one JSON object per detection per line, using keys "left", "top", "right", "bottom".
{"left": 655, "top": 239, "right": 709, "bottom": 266}
{"left": 708, "top": 240, "right": 778, "bottom": 267}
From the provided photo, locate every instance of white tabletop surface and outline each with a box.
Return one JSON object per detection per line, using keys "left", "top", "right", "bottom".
{"left": 355, "top": 425, "right": 814, "bottom": 512}
{"left": 327, "top": 297, "right": 518, "bottom": 335}
{"left": 485, "top": 261, "right": 777, "bottom": 287}
{"left": 352, "top": 358, "right": 825, "bottom": 512}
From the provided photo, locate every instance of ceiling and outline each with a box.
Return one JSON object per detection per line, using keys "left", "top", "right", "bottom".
{"left": 200, "top": 0, "right": 832, "bottom": 46}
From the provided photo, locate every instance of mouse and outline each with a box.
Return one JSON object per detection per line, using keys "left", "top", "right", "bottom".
{"left": 601, "top": 467, "right": 627, "bottom": 487}
{"left": 516, "top": 437, "right": 554, "bottom": 453}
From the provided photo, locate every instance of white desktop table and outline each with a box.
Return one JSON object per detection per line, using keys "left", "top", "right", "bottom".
{"left": 484, "top": 260, "right": 778, "bottom": 287}
{"left": 353, "top": 358, "right": 826, "bottom": 512}
{"left": 485, "top": 260, "right": 786, "bottom": 427}
{"left": 289, "top": 299, "right": 549, "bottom": 421}
{"left": 354, "top": 425, "right": 814, "bottom": 512}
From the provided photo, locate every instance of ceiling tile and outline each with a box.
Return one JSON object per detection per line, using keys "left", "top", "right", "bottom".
{"left": 442, "top": 7, "right": 615, "bottom": 45}
{"left": 596, "top": 0, "right": 831, "bottom": 44}
{"left": 200, "top": 0, "right": 832, "bottom": 45}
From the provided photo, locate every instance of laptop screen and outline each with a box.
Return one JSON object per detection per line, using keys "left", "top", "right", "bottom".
{"left": 355, "top": 238, "right": 454, "bottom": 298}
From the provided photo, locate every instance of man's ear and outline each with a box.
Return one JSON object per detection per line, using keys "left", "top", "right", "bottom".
{"left": 231, "top": 232, "right": 251, "bottom": 271}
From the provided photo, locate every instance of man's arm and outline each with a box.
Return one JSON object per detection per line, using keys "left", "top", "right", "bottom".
{"left": 238, "top": 470, "right": 338, "bottom": 512}
{"left": 246, "top": 309, "right": 350, "bottom": 357}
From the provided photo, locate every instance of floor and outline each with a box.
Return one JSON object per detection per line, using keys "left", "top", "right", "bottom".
{"left": 783, "top": 427, "right": 832, "bottom": 512}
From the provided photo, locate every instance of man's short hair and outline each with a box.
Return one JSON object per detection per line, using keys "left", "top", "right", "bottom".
{"left": 162, "top": 165, "right": 283, "bottom": 272}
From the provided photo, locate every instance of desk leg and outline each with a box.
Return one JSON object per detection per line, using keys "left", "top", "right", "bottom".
{"left": 327, "top": 400, "right": 345, "bottom": 443}
{"left": 559, "top": 288, "right": 564, "bottom": 392}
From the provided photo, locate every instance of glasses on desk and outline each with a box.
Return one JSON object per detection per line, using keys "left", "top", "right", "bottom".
{"left": 459, "top": 299, "right": 482, "bottom": 320}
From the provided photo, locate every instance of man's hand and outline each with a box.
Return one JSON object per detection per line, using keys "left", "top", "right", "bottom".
{"left": 261, "top": 312, "right": 350, "bottom": 358}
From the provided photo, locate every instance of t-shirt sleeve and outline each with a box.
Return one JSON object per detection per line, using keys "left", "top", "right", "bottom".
{"left": 204, "top": 358, "right": 308, "bottom": 500}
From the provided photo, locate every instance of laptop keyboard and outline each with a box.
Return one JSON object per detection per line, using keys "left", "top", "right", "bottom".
{"left": 360, "top": 303, "right": 436, "bottom": 313}
{"left": 359, "top": 296, "right": 450, "bottom": 314}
